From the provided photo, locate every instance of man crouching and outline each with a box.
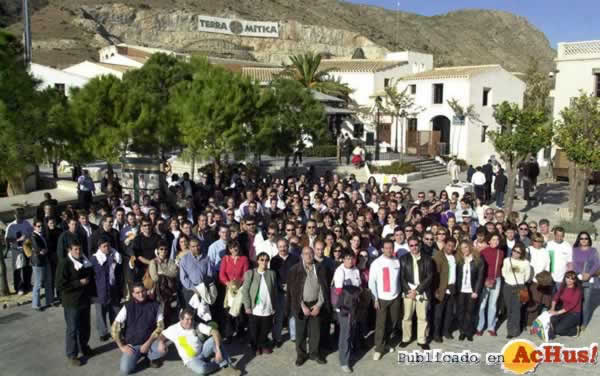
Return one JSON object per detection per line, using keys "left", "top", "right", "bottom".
{"left": 160, "top": 307, "right": 240, "bottom": 375}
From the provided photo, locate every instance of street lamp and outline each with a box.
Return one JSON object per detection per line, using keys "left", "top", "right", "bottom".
{"left": 375, "top": 96, "right": 382, "bottom": 161}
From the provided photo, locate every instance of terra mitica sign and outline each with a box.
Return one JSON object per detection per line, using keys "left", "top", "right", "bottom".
{"left": 198, "top": 15, "right": 279, "bottom": 38}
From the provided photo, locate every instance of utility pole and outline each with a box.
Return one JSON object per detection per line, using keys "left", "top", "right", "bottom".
{"left": 23, "top": 0, "right": 32, "bottom": 64}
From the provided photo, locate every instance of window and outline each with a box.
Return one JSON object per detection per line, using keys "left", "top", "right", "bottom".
{"left": 410, "top": 84, "right": 416, "bottom": 95}
{"left": 433, "top": 83, "right": 444, "bottom": 104}
{"left": 408, "top": 118, "right": 417, "bottom": 131}
{"left": 483, "top": 87, "right": 491, "bottom": 106}
{"left": 384, "top": 78, "right": 390, "bottom": 88}
{"left": 481, "top": 125, "right": 488, "bottom": 143}
{"left": 54, "top": 83, "right": 65, "bottom": 95}
{"left": 596, "top": 74, "right": 600, "bottom": 98}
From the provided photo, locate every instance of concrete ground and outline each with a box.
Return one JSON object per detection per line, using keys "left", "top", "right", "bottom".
{"left": 0, "top": 300, "right": 598, "bottom": 376}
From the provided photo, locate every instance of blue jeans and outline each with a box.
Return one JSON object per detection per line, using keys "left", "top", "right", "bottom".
{"left": 95, "top": 302, "right": 120, "bottom": 338}
{"left": 119, "top": 342, "right": 165, "bottom": 375}
{"left": 477, "top": 277, "right": 501, "bottom": 331}
{"left": 273, "top": 291, "right": 296, "bottom": 342}
{"left": 496, "top": 191, "right": 505, "bottom": 208}
{"left": 582, "top": 286, "right": 599, "bottom": 327}
{"left": 32, "top": 263, "right": 53, "bottom": 309}
{"left": 185, "top": 337, "right": 231, "bottom": 375}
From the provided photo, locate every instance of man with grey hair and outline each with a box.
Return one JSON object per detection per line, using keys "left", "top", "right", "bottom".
{"left": 286, "top": 246, "right": 329, "bottom": 366}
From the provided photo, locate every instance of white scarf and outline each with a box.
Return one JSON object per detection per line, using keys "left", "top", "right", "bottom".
{"left": 94, "top": 248, "right": 122, "bottom": 286}
{"left": 68, "top": 253, "right": 92, "bottom": 271}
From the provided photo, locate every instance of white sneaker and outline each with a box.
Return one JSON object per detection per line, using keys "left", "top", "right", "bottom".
{"left": 341, "top": 365, "right": 353, "bottom": 373}
{"left": 373, "top": 352, "right": 382, "bottom": 361}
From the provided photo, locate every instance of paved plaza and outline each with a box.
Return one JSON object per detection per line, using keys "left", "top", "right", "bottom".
{"left": 0, "top": 301, "right": 598, "bottom": 376}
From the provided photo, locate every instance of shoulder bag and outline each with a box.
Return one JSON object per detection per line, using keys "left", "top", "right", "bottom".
{"left": 510, "top": 258, "right": 530, "bottom": 304}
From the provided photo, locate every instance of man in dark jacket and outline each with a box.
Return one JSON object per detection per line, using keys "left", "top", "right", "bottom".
{"left": 90, "top": 214, "right": 122, "bottom": 256}
{"left": 90, "top": 237, "right": 123, "bottom": 341}
{"left": 398, "top": 236, "right": 433, "bottom": 350}
{"left": 271, "top": 238, "right": 300, "bottom": 346}
{"left": 31, "top": 219, "right": 54, "bottom": 310}
{"left": 55, "top": 241, "right": 96, "bottom": 366}
{"left": 481, "top": 160, "right": 494, "bottom": 203}
{"left": 494, "top": 168, "right": 508, "bottom": 208}
{"left": 466, "top": 165, "right": 476, "bottom": 183}
{"left": 286, "top": 246, "right": 329, "bottom": 366}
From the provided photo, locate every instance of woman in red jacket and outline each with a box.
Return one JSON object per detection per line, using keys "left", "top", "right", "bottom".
{"left": 549, "top": 271, "right": 583, "bottom": 338}
{"left": 219, "top": 240, "right": 250, "bottom": 343}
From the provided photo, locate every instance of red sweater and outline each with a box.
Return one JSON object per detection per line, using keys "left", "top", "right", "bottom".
{"left": 481, "top": 247, "right": 504, "bottom": 281}
{"left": 553, "top": 286, "right": 582, "bottom": 313}
{"left": 219, "top": 255, "right": 249, "bottom": 285}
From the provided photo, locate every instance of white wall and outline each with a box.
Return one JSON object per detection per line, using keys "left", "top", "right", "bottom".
{"left": 99, "top": 45, "right": 119, "bottom": 62}
{"left": 63, "top": 61, "right": 125, "bottom": 79}
{"left": 385, "top": 51, "right": 433, "bottom": 73}
{"left": 393, "top": 68, "right": 525, "bottom": 165}
{"left": 29, "top": 63, "right": 90, "bottom": 96}
{"left": 553, "top": 59, "right": 600, "bottom": 121}
{"left": 101, "top": 54, "right": 144, "bottom": 68}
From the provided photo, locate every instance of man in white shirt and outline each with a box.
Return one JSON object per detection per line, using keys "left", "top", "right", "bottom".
{"left": 257, "top": 224, "right": 279, "bottom": 261}
{"left": 159, "top": 308, "right": 239, "bottom": 376}
{"left": 471, "top": 167, "right": 487, "bottom": 203}
{"left": 546, "top": 227, "right": 573, "bottom": 289}
{"left": 369, "top": 239, "right": 401, "bottom": 360}
{"left": 393, "top": 228, "right": 409, "bottom": 258}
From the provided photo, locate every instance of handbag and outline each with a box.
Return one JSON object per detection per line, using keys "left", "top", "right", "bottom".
{"left": 485, "top": 250, "right": 500, "bottom": 289}
{"left": 535, "top": 270, "right": 553, "bottom": 287}
{"left": 509, "top": 258, "right": 530, "bottom": 304}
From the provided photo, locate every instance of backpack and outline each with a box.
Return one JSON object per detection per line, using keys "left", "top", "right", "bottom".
{"left": 337, "top": 285, "right": 362, "bottom": 317}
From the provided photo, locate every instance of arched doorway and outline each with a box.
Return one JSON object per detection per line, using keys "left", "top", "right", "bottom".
{"left": 431, "top": 115, "right": 451, "bottom": 155}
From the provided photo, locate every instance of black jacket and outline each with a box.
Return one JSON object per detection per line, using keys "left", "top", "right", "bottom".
{"left": 481, "top": 163, "right": 494, "bottom": 183}
{"left": 286, "top": 262, "right": 330, "bottom": 318}
{"left": 55, "top": 256, "right": 96, "bottom": 308}
{"left": 399, "top": 252, "right": 434, "bottom": 300}
{"left": 494, "top": 173, "right": 508, "bottom": 193}
{"left": 455, "top": 257, "right": 485, "bottom": 296}
{"left": 31, "top": 232, "right": 48, "bottom": 267}
{"left": 90, "top": 227, "right": 122, "bottom": 255}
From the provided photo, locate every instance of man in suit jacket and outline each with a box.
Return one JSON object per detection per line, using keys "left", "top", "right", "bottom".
{"left": 432, "top": 238, "right": 458, "bottom": 343}
{"left": 286, "top": 246, "right": 329, "bottom": 366}
{"left": 31, "top": 219, "right": 54, "bottom": 309}
{"left": 399, "top": 236, "right": 433, "bottom": 350}
{"left": 90, "top": 214, "right": 122, "bottom": 256}
{"left": 76, "top": 210, "right": 98, "bottom": 257}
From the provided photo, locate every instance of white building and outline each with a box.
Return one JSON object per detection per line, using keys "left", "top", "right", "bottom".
{"left": 29, "top": 63, "right": 90, "bottom": 96}
{"left": 393, "top": 65, "right": 526, "bottom": 165}
{"left": 62, "top": 61, "right": 134, "bottom": 80}
{"left": 544, "top": 40, "right": 600, "bottom": 166}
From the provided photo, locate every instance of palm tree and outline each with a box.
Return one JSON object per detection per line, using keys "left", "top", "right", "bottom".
{"left": 281, "top": 52, "right": 353, "bottom": 100}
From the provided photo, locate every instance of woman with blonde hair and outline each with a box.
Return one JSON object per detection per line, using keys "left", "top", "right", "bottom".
{"left": 456, "top": 241, "right": 485, "bottom": 341}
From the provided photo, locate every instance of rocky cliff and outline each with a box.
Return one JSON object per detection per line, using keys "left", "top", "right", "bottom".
{"left": 2, "top": 0, "right": 555, "bottom": 71}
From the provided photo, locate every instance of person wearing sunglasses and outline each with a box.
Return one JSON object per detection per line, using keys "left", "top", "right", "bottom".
{"left": 525, "top": 233, "right": 551, "bottom": 329}
{"left": 517, "top": 222, "right": 531, "bottom": 248}
{"left": 548, "top": 271, "right": 583, "bottom": 339}
{"left": 398, "top": 237, "right": 433, "bottom": 350}
{"left": 501, "top": 242, "right": 531, "bottom": 339}
{"left": 572, "top": 231, "right": 600, "bottom": 332}
{"left": 242, "top": 252, "right": 278, "bottom": 356}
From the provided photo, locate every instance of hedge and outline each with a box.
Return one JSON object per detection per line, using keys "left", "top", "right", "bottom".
{"left": 369, "top": 161, "right": 417, "bottom": 175}
{"left": 304, "top": 144, "right": 337, "bottom": 157}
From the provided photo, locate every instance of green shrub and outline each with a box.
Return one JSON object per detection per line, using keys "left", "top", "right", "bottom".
{"left": 369, "top": 161, "right": 417, "bottom": 175}
{"left": 559, "top": 220, "right": 597, "bottom": 235}
{"left": 304, "top": 144, "right": 337, "bottom": 157}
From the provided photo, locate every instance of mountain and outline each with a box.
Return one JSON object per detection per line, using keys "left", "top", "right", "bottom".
{"left": 1, "top": 0, "right": 555, "bottom": 72}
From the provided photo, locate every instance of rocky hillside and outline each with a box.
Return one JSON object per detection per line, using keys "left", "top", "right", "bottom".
{"left": 1, "top": 0, "right": 555, "bottom": 71}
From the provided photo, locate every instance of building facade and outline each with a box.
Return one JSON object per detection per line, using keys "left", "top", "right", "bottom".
{"left": 29, "top": 63, "right": 90, "bottom": 96}
{"left": 394, "top": 65, "right": 525, "bottom": 165}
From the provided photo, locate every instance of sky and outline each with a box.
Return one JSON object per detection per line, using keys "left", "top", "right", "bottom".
{"left": 346, "top": 0, "right": 597, "bottom": 47}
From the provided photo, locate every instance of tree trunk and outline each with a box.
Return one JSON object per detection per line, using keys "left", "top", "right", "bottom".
{"left": 572, "top": 165, "right": 588, "bottom": 221}
{"left": 0, "top": 249, "right": 9, "bottom": 296}
{"left": 190, "top": 154, "right": 196, "bottom": 181}
{"left": 505, "top": 163, "right": 517, "bottom": 213}
{"left": 6, "top": 175, "right": 26, "bottom": 196}
{"left": 52, "top": 161, "right": 58, "bottom": 179}
{"left": 568, "top": 161, "right": 577, "bottom": 215}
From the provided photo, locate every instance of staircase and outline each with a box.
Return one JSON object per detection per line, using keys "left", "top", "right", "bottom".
{"left": 408, "top": 158, "right": 449, "bottom": 179}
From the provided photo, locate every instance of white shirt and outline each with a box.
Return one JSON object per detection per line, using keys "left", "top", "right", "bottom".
{"left": 257, "top": 240, "right": 279, "bottom": 260}
{"left": 252, "top": 271, "right": 274, "bottom": 316}
{"left": 333, "top": 265, "right": 361, "bottom": 289}
{"left": 162, "top": 322, "right": 213, "bottom": 365}
{"left": 472, "top": 171, "right": 486, "bottom": 185}
{"left": 460, "top": 257, "right": 473, "bottom": 293}
{"left": 446, "top": 254, "right": 456, "bottom": 293}
{"left": 546, "top": 240, "right": 573, "bottom": 283}
{"left": 368, "top": 255, "right": 401, "bottom": 300}
{"left": 528, "top": 246, "right": 550, "bottom": 283}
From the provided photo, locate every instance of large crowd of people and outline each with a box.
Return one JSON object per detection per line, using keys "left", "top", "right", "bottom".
{"left": 3, "top": 163, "right": 600, "bottom": 375}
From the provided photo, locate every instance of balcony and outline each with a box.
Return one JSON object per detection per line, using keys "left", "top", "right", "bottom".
{"left": 557, "top": 40, "right": 600, "bottom": 61}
